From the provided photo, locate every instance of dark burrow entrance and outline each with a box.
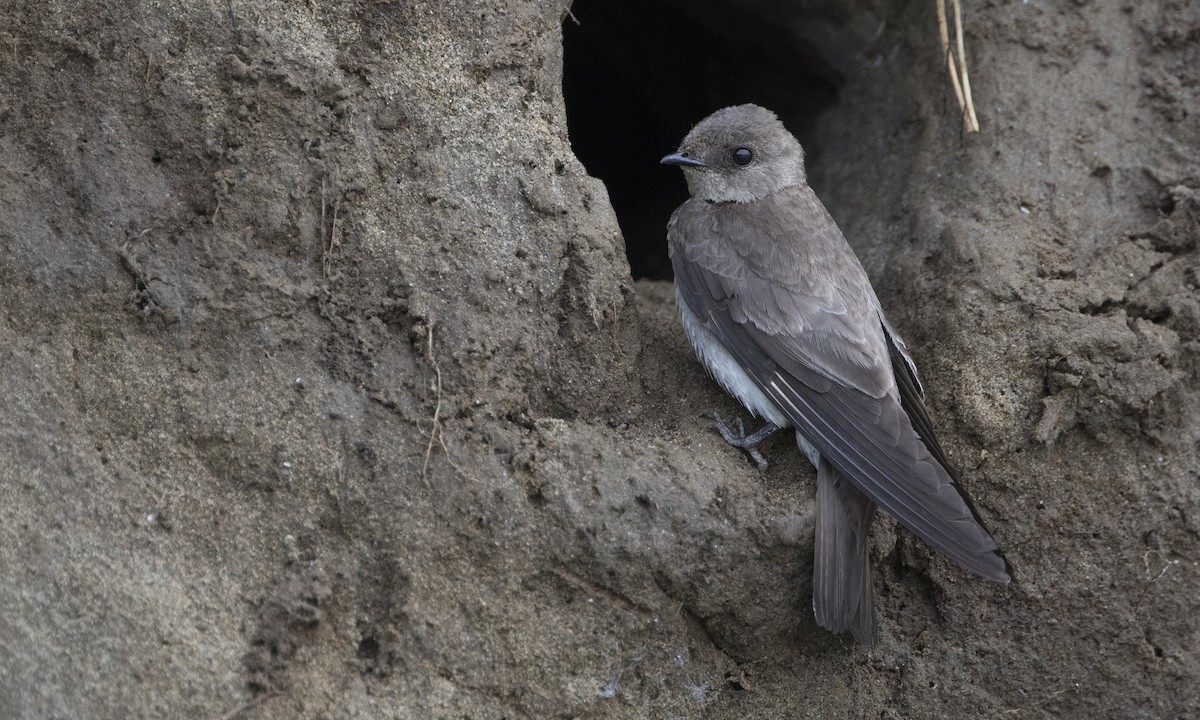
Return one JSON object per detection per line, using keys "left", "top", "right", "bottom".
{"left": 563, "top": 0, "right": 871, "bottom": 280}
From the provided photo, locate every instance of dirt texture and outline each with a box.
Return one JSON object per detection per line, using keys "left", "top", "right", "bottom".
{"left": 1, "top": 1, "right": 1198, "bottom": 719}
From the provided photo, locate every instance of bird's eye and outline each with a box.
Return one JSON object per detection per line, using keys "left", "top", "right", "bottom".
{"left": 732, "top": 147, "right": 753, "bottom": 166}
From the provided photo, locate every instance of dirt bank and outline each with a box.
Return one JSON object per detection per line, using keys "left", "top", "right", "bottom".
{"left": 1, "top": 1, "right": 1197, "bottom": 718}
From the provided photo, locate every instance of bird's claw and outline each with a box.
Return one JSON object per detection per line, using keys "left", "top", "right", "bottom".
{"left": 704, "top": 411, "right": 777, "bottom": 470}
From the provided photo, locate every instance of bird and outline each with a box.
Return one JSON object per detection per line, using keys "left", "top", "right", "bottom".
{"left": 661, "top": 104, "right": 1009, "bottom": 645}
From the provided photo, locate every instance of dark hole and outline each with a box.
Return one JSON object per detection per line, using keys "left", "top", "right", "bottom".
{"left": 563, "top": 0, "right": 842, "bottom": 280}
{"left": 357, "top": 634, "right": 381, "bottom": 660}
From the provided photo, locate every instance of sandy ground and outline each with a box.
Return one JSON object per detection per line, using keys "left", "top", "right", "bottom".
{"left": 1, "top": 1, "right": 1198, "bottom": 718}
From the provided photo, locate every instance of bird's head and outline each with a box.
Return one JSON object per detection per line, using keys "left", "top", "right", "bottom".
{"left": 661, "top": 104, "right": 806, "bottom": 204}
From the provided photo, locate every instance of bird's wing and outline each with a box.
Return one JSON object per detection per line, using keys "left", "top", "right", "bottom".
{"left": 880, "top": 312, "right": 923, "bottom": 399}
{"left": 675, "top": 187, "right": 896, "bottom": 400}
{"left": 880, "top": 312, "right": 950, "bottom": 472}
{"left": 669, "top": 189, "right": 1009, "bottom": 582}
{"left": 878, "top": 315, "right": 1005, "bottom": 550}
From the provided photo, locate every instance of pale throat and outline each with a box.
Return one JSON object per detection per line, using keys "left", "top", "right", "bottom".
{"left": 683, "top": 165, "right": 806, "bottom": 204}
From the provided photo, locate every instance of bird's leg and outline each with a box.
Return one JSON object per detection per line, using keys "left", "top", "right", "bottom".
{"left": 704, "top": 412, "right": 780, "bottom": 469}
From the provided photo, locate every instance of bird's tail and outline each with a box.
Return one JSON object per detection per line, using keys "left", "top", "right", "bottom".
{"left": 813, "top": 457, "right": 878, "bottom": 645}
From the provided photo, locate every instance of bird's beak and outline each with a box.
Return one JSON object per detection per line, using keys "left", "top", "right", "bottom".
{"left": 660, "top": 152, "right": 707, "bottom": 168}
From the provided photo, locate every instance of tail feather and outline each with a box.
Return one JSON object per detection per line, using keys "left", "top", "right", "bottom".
{"left": 813, "top": 457, "right": 878, "bottom": 645}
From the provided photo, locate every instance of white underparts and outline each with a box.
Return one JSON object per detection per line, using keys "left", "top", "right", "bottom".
{"left": 676, "top": 287, "right": 821, "bottom": 469}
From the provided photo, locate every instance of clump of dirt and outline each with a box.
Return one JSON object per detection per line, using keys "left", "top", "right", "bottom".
{"left": 244, "top": 563, "right": 332, "bottom": 694}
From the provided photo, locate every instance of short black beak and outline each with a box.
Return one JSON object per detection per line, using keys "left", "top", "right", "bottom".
{"left": 660, "top": 152, "right": 707, "bottom": 168}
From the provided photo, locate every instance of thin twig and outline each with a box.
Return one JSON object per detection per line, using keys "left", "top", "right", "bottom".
{"left": 422, "top": 321, "right": 468, "bottom": 484}
{"left": 419, "top": 324, "right": 468, "bottom": 481}
{"left": 952, "top": 0, "right": 980, "bottom": 131}
{"left": 551, "top": 566, "right": 653, "bottom": 619}
{"left": 323, "top": 193, "right": 341, "bottom": 279}
{"left": 212, "top": 177, "right": 226, "bottom": 225}
{"left": 936, "top": 0, "right": 979, "bottom": 133}
{"left": 936, "top": 0, "right": 964, "bottom": 112}
{"left": 422, "top": 323, "right": 444, "bottom": 480}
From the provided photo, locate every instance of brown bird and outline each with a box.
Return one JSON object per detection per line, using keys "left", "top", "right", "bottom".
{"left": 662, "top": 104, "right": 1009, "bottom": 645}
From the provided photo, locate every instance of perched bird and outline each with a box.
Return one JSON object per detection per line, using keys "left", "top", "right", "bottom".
{"left": 662, "top": 104, "right": 1009, "bottom": 645}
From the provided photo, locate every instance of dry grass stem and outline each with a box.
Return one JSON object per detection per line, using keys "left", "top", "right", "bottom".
{"left": 421, "top": 323, "right": 465, "bottom": 481}
{"left": 937, "top": 0, "right": 980, "bottom": 132}
{"left": 422, "top": 323, "right": 444, "bottom": 480}
{"left": 323, "top": 191, "right": 341, "bottom": 279}
{"left": 953, "top": 0, "right": 980, "bottom": 131}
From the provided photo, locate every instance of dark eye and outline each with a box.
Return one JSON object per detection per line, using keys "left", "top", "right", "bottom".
{"left": 732, "top": 147, "right": 753, "bottom": 166}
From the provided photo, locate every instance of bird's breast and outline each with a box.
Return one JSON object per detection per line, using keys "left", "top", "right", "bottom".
{"left": 675, "top": 286, "right": 791, "bottom": 431}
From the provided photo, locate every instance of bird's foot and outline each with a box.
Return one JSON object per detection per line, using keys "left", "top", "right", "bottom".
{"left": 704, "top": 412, "right": 780, "bottom": 470}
